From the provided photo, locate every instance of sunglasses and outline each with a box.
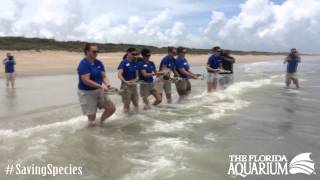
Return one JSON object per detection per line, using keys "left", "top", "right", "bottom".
{"left": 92, "top": 50, "right": 99, "bottom": 54}
{"left": 144, "top": 54, "right": 151, "bottom": 57}
{"left": 131, "top": 53, "right": 139, "bottom": 56}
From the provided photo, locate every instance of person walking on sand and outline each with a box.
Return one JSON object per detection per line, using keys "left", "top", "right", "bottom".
{"left": 77, "top": 43, "right": 116, "bottom": 127}
{"left": 155, "top": 46, "right": 178, "bottom": 104}
{"left": 174, "top": 47, "right": 198, "bottom": 101}
{"left": 137, "top": 48, "right": 163, "bottom": 109}
{"left": 117, "top": 48, "right": 140, "bottom": 113}
{"left": 3, "top": 53, "right": 16, "bottom": 88}
{"left": 284, "top": 48, "right": 301, "bottom": 89}
{"left": 207, "top": 46, "right": 223, "bottom": 92}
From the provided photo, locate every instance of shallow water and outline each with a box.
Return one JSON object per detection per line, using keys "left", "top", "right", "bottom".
{"left": 0, "top": 60, "right": 320, "bottom": 180}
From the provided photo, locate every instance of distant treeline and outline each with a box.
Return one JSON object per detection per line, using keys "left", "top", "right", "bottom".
{"left": 0, "top": 36, "right": 289, "bottom": 55}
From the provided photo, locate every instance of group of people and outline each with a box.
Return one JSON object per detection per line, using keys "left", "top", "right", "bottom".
{"left": 1, "top": 44, "right": 301, "bottom": 127}
{"left": 77, "top": 43, "right": 236, "bottom": 126}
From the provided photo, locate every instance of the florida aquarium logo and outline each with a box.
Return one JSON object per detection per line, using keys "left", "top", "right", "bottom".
{"left": 227, "top": 153, "right": 316, "bottom": 177}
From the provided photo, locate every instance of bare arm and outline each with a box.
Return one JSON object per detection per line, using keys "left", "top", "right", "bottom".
{"left": 117, "top": 69, "right": 129, "bottom": 85}
{"left": 141, "top": 69, "right": 154, "bottom": 77}
{"left": 81, "top": 74, "right": 102, "bottom": 89}
{"left": 172, "top": 66, "right": 179, "bottom": 77}
{"left": 135, "top": 70, "right": 139, "bottom": 81}
{"left": 101, "top": 72, "right": 111, "bottom": 87}
{"left": 178, "top": 68, "right": 198, "bottom": 79}
{"left": 206, "top": 64, "right": 220, "bottom": 72}
{"left": 159, "top": 64, "right": 169, "bottom": 76}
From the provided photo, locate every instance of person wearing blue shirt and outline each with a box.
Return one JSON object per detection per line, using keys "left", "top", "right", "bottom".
{"left": 138, "top": 48, "right": 163, "bottom": 109}
{"left": 284, "top": 48, "right": 301, "bottom": 88}
{"left": 155, "top": 47, "right": 177, "bottom": 104}
{"left": 77, "top": 43, "right": 116, "bottom": 127}
{"left": 174, "top": 47, "right": 198, "bottom": 101}
{"left": 117, "top": 48, "right": 139, "bottom": 113}
{"left": 207, "top": 46, "right": 223, "bottom": 92}
{"left": 2, "top": 53, "right": 16, "bottom": 88}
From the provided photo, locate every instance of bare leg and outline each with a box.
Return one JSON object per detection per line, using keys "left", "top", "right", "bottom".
{"left": 293, "top": 78, "right": 300, "bottom": 89}
{"left": 178, "top": 95, "right": 188, "bottom": 102}
{"left": 123, "top": 104, "right": 130, "bottom": 113}
{"left": 159, "top": 93, "right": 164, "bottom": 103}
{"left": 6, "top": 78, "right": 9, "bottom": 88}
{"left": 132, "top": 98, "right": 139, "bottom": 112}
{"left": 186, "top": 90, "right": 191, "bottom": 96}
{"left": 11, "top": 79, "right": 15, "bottom": 89}
{"left": 177, "top": 90, "right": 188, "bottom": 102}
{"left": 286, "top": 78, "right": 291, "bottom": 88}
{"left": 87, "top": 114, "right": 97, "bottom": 127}
{"left": 212, "top": 80, "right": 218, "bottom": 91}
{"left": 100, "top": 102, "right": 116, "bottom": 124}
{"left": 152, "top": 91, "right": 162, "bottom": 106}
{"left": 207, "top": 82, "right": 213, "bottom": 93}
{"left": 142, "top": 96, "right": 150, "bottom": 109}
{"left": 165, "top": 93, "right": 172, "bottom": 104}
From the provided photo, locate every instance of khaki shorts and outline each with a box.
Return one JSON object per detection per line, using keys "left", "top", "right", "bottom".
{"left": 155, "top": 77, "right": 172, "bottom": 95}
{"left": 219, "top": 74, "right": 234, "bottom": 87}
{"left": 207, "top": 72, "right": 219, "bottom": 83}
{"left": 120, "top": 83, "right": 139, "bottom": 105}
{"left": 286, "top": 73, "right": 298, "bottom": 83}
{"left": 175, "top": 79, "right": 191, "bottom": 96}
{"left": 140, "top": 83, "right": 156, "bottom": 97}
{"left": 78, "top": 89, "right": 112, "bottom": 115}
{"left": 6, "top": 73, "right": 15, "bottom": 81}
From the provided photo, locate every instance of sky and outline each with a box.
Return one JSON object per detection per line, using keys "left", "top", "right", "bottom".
{"left": 0, "top": 0, "right": 319, "bottom": 53}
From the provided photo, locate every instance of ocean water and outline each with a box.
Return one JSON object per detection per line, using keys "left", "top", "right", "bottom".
{"left": 0, "top": 60, "right": 319, "bottom": 180}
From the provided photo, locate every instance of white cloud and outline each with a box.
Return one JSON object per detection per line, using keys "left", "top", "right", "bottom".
{"left": 195, "top": 0, "right": 320, "bottom": 52}
{"left": 0, "top": 0, "right": 319, "bottom": 52}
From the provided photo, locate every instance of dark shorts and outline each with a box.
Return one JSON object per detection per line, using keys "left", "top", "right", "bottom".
{"left": 175, "top": 79, "right": 191, "bottom": 96}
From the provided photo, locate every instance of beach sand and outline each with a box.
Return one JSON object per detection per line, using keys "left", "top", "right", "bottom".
{"left": 0, "top": 50, "right": 319, "bottom": 76}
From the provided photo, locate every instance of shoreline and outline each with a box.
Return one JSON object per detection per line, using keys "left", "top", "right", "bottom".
{"left": 1, "top": 50, "right": 319, "bottom": 77}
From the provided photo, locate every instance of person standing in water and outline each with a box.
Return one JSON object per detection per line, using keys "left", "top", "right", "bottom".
{"left": 174, "top": 47, "right": 198, "bottom": 101}
{"left": 137, "top": 48, "right": 163, "bottom": 109}
{"left": 117, "top": 48, "right": 139, "bottom": 113}
{"left": 284, "top": 48, "right": 301, "bottom": 89}
{"left": 207, "top": 46, "right": 223, "bottom": 92}
{"left": 155, "top": 46, "right": 177, "bottom": 104}
{"left": 3, "top": 53, "right": 16, "bottom": 88}
{"left": 220, "top": 49, "right": 236, "bottom": 89}
{"left": 77, "top": 43, "right": 116, "bottom": 127}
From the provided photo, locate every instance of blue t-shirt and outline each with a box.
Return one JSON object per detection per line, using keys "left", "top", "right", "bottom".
{"left": 159, "top": 55, "right": 175, "bottom": 71}
{"left": 117, "top": 59, "right": 138, "bottom": 81}
{"left": 287, "top": 57, "right": 300, "bottom": 73}
{"left": 77, "top": 58, "right": 105, "bottom": 90}
{"left": 3, "top": 59, "right": 16, "bottom": 73}
{"left": 207, "top": 55, "right": 223, "bottom": 72}
{"left": 138, "top": 60, "right": 156, "bottom": 83}
{"left": 175, "top": 56, "right": 190, "bottom": 78}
